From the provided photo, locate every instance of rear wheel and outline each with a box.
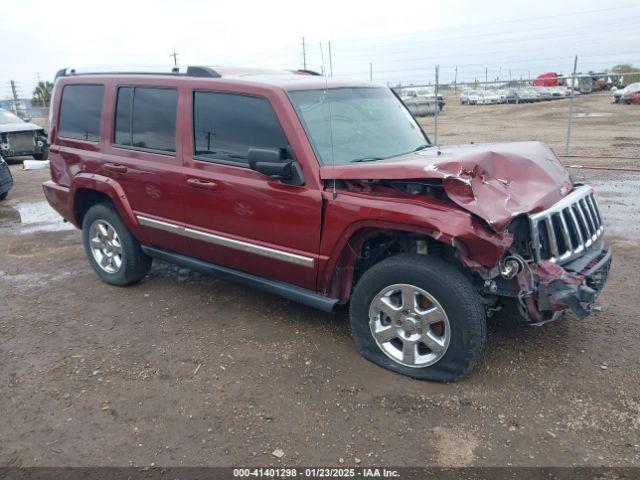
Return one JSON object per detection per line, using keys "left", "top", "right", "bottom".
{"left": 0, "top": 192, "right": 7, "bottom": 200}
{"left": 349, "top": 254, "right": 486, "bottom": 382}
{"left": 82, "top": 203, "right": 152, "bottom": 286}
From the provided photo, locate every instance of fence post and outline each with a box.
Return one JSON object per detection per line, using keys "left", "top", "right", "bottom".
{"left": 434, "top": 65, "right": 439, "bottom": 147}
{"left": 565, "top": 55, "right": 578, "bottom": 155}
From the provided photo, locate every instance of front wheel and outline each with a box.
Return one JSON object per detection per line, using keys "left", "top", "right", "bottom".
{"left": 82, "top": 203, "right": 152, "bottom": 286}
{"left": 349, "top": 254, "right": 486, "bottom": 382}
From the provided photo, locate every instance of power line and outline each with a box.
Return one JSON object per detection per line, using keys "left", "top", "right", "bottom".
{"left": 329, "top": 4, "right": 638, "bottom": 46}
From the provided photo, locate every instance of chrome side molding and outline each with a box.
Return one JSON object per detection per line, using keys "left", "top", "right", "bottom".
{"left": 136, "top": 215, "right": 315, "bottom": 268}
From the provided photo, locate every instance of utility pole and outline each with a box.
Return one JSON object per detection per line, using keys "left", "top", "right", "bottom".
{"left": 328, "top": 41, "right": 333, "bottom": 77}
{"left": 301, "top": 37, "right": 307, "bottom": 70}
{"left": 485, "top": 67, "right": 488, "bottom": 90}
{"left": 9, "top": 80, "right": 20, "bottom": 115}
{"left": 170, "top": 52, "right": 179, "bottom": 67}
{"left": 565, "top": 55, "right": 578, "bottom": 155}
{"left": 369, "top": 62, "right": 373, "bottom": 82}
{"left": 434, "top": 65, "right": 439, "bottom": 147}
{"left": 454, "top": 66, "right": 458, "bottom": 93}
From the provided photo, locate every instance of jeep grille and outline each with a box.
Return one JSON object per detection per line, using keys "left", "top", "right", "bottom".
{"left": 529, "top": 185, "right": 604, "bottom": 264}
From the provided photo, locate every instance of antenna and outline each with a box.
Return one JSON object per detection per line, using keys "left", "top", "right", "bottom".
{"left": 319, "top": 42, "right": 336, "bottom": 200}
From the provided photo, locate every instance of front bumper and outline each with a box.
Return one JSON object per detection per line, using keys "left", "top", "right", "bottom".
{"left": 513, "top": 243, "right": 612, "bottom": 324}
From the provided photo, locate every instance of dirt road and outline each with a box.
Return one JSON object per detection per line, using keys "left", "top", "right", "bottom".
{"left": 1, "top": 94, "right": 639, "bottom": 468}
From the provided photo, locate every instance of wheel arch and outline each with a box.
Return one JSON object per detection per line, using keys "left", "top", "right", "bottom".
{"left": 319, "top": 221, "right": 460, "bottom": 303}
{"left": 70, "top": 173, "right": 141, "bottom": 237}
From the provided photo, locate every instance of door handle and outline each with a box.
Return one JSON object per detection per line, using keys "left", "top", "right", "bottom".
{"left": 104, "top": 163, "right": 127, "bottom": 173}
{"left": 187, "top": 178, "right": 218, "bottom": 191}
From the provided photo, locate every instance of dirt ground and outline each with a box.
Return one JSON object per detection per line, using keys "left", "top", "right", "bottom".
{"left": 1, "top": 93, "right": 639, "bottom": 468}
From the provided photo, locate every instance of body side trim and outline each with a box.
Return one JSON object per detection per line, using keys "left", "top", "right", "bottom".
{"left": 136, "top": 215, "right": 315, "bottom": 268}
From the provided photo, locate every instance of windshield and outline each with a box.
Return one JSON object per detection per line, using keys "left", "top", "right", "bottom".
{"left": 289, "top": 87, "right": 428, "bottom": 165}
{"left": 0, "top": 109, "right": 24, "bottom": 125}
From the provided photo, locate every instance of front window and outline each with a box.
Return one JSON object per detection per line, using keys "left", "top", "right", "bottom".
{"left": 289, "top": 87, "right": 428, "bottom": 165}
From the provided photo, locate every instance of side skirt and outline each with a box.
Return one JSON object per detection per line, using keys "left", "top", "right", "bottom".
{"left": 141, "top": 246, "right": 339, "bottom": 313}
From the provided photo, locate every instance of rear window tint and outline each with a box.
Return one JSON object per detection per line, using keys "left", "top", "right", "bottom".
{"left": 114, "top": 87, "right": 177, "bottom": 153}
{"left": 58, "top": 85, "right": 104, "bottom": 141}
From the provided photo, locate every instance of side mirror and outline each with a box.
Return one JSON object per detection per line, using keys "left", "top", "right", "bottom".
{"left": 248, "top": 148, "right": 304, "bottom": 186}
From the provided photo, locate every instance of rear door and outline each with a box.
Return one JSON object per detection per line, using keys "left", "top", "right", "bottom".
{"left": 101, "top": 83, "right": 190, "bottom": 254}
{"left": 181, "top": 89, "right": 323, "bottom": 290}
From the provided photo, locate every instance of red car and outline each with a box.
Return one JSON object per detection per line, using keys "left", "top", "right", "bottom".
{"left": 622, "top": 90, "right": 640, "bottom": 104}
{"left": 43, "top": 66, "right": 611, "bottom": 382}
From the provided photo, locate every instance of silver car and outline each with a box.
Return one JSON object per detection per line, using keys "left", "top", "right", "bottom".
{"left": 0, "top": 109, "right": 49, "bottom": 160}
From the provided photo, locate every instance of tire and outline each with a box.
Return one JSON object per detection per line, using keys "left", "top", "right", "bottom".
{"left": 349, "top": 254, "right": 486, "bottom": 382}
{"left": 82, "top": 202, "right": 152, "bottom": 286}
{"left": 33, "top": 149, "right": 49, "bottom": 161}
{"left": 0, "top": 191, "right": 7, "bottom": 201}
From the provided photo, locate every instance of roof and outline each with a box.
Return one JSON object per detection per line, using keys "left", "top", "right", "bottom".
{"left": 55, "top": 66, "right": 375, "bottom": 91}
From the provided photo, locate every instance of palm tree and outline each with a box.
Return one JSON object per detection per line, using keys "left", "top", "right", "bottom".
{"left": 32, "top": 81, "right": 54, "bottom": 107}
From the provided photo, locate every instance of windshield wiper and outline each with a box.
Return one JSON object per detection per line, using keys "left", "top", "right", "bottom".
{"left": 350, "top": 156, "right": 384, "bottom": 163}
{"left": 413, "top": 144, "right": 431, "bottom": 152}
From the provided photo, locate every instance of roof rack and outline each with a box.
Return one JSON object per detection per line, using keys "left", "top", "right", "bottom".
{"left": 55, "top": 66, "right": 221, "bottom": 80}
{"left": 296, "top": 69, "right": 323, "bottom": 76}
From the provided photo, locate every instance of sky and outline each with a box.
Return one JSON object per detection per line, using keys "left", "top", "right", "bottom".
{"left": 2, "top": 0, "right": 640, "bottom": 99}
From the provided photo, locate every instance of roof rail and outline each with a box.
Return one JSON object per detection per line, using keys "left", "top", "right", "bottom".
{"left": 296, "top": 69, "right": 323, "bottom": 76}
{"left": 54, "top": 66, "right": 221, "bottom": 79}
{"left": 186, "top": 66, "right": 221, "bottom": 78}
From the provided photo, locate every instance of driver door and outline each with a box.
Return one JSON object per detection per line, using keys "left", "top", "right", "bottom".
{"left": 181, "top": 89, "right": 323, "bottom": 290}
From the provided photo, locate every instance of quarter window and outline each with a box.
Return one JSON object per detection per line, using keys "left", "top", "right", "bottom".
{"left": 193, "top": 92, "right": 288, "bottom": 164}
{"left": 58, "top": 85, "right": 104, "bottom": 141}
{"left": 114, "top": 87, "right": 178, "bottom": 153}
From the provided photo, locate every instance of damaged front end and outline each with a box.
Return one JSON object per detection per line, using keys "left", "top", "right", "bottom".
{"left": 483, "top": 185, "right": 611, "bottom": 324}
{"left": 319, "top": 142, "right": 611, "bottom": 324}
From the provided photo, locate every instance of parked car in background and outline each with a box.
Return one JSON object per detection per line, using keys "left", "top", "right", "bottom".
{"left": 613, "top": 82, "right": 640, "bottom": 103}
{"left": 622, "top": 89, "right": 640, "bottom": 105}
{"left": 518, "top": 89, "right": 540, "bottom": 103}
{"left": 0, "top": 109, "right": 49, "bottom": 160}
{"left": 401, "top": 87, "right": 445, "bottom": 111}
{"left": 566, "top": 75, "right": 593, "bottom": 94}
{"left": 501, "top": 89, "right": 519, "bottom": 104}
{"left": 535, "top": 87, "right": 553, "bottom": 101}
{"left": 485, "top": 91, "right": 503, "bottom": 104}
{"left": 460, "top": 90, "right": 482, "bottom": 104}
{"left": 43, "top": 66, "right": 611, "bottom": 382}
{"left": 0, "top": 156, "right": 13, "bottom": 200}
{"left": 399, "top": 88, "right": 440, "bottom": 116}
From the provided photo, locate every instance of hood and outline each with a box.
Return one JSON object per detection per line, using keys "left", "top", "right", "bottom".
{"left": 319, "top": 141, "right": 573, "bottom": 231}
{"left": 0, "top": 122, "right": 43, "bottom": 134}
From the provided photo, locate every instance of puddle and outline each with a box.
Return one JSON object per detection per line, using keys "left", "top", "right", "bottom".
{"left": 589, "top": 178, "right": 640, "bottom": 240}
{"left": 574, "top": 112, "right": 612, "bottom": 118}
{"left": 0, "top": 201, "right": 74, "bottom": 234}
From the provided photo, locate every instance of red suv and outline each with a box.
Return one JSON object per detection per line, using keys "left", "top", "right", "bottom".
{"left": 43, "top": 66, "right": 611, "bottom": 382}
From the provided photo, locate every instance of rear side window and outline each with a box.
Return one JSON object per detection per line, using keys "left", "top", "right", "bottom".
{"left": 114, "top": 87, "right": 178, "bottom": 153}
{"left": 193, "top": 92, "right": 288, "bottom": 164}
{"left": 58, "top": 85, "right": 104, "bottom": 141}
